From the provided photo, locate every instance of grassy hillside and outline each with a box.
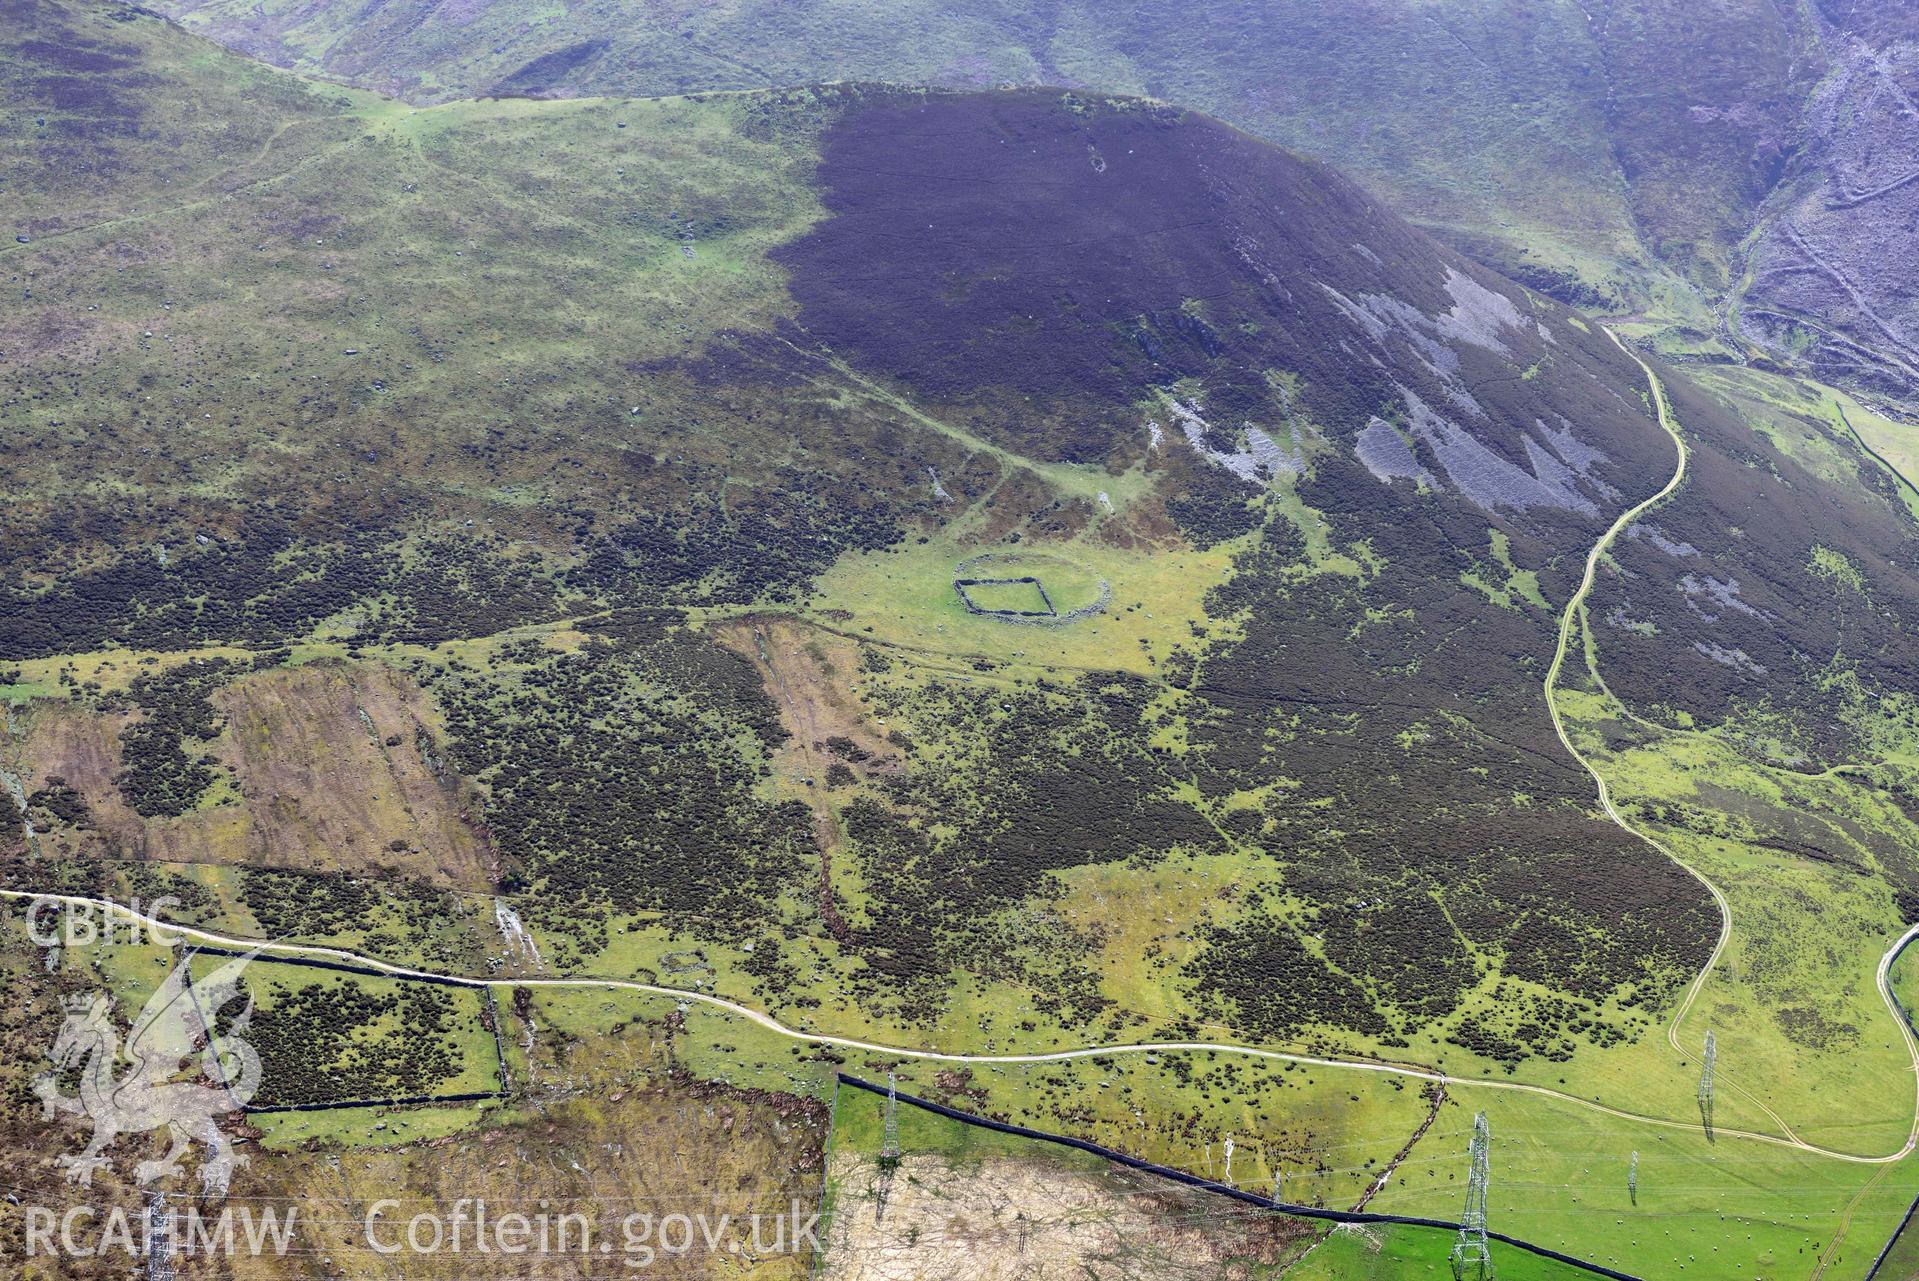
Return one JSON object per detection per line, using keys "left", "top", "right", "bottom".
{"left": 138, "top": 0, "right": 1810, "bottom": 314}
{"left": 145, "top": 0, "right": 1919, "bottom": 407}
{"left": 3, "top": 0, "right": 1724, "bottom": 1058}
{"left": 8, "top": 5, "right": 1919, "bottom": 1278}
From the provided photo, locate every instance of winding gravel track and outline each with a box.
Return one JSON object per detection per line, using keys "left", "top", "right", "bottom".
{"left": 5, "top": 332, "right": 1915, "bottom": 1167}
{"left": 1557, "top": 338, "right": 1804, "bottom": 1145}
{"left": 1540, "top": 332, "right": 1919, "bottom": 1163}
{"left": 1, "top": 878, "right": 1906, "bottom": 1163}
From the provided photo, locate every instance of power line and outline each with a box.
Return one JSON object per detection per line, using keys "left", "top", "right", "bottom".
{"left": 881, "top": 1072, "right": 900, "bottom": 1166}
{"left": 1698, "top": 1030, "right": 1716, "bottom": 1141}
{"left": 1451, "top": 1111, "right": 1494, "bottom": 1281}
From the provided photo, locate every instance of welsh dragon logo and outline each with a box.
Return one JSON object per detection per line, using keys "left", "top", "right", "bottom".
{"left": 34, "top": 950, "right": 262, "bottom": 1195}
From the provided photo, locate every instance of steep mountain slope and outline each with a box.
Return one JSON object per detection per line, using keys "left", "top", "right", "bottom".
{"left": 11, "top": 6, "right": 1919, "bottom": 1274}
{"left": 772, "top": 89, "right": 1719, "bottom": 1048}
{"left": 1736, "top": 13, "right": 1919, "bottom": 396}
{"left": 145, "top": 0, "right": 1919, "bottom": 407}
{"left": 137, "top": 0, "right": 1809, "bottom": 314}
{"left": 1594, "top": 369, "right": 1919, "bottom": 756}
{"left": 3, "top": 0, "right": 1728, "bottom": 1056}
{"left": 6, "top": 0, "right": 1917, "bottom": 1075}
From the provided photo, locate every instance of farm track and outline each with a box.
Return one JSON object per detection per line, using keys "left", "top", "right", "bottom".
{"left": 1545, "top": 331, "right": 1919, "bottom": 1163}
{"left": 3, "top": 882, "right": 1911, "bottom": 1165}
{"left": 7, "top": 337, "right": 1918, "bottom": 1168}
{"left": 1552, "top": 334, "right": 1793, "bottom": 1142}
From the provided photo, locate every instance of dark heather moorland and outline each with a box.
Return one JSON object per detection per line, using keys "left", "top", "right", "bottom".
{"left": 6, "top": 5, "right": 1919, "bottom": 1278}
{"left": 145, "top": 0, "right": 1919, "bottom": 403}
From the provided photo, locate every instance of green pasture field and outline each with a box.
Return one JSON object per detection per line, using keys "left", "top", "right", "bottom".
{"left": 955, "top": 577, "right": 1054, "bottom": 615}
{"left": 1546, "top": 681, "right": 1919, "bottom": 1155}
{"left": 1870, "top": 1202, "right": 1919, "bottom": 1281}
{"left": 1374, "top": 1085, "right": 1919, "bottom": 1281}
{"left": 253, "top": 1101, "right": 495, "bottom": 1150}
{"left": 806, "top": 530, "right": 1236, "bottom": 675}
{"left": 1685, "top": 365, "right": 1919, "bottom": 523}
{"left": 1292, "top": 1223, "right": 1600, "bottom": 1280}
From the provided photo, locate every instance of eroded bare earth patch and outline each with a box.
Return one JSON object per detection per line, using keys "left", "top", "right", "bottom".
{"left": 819, "top": 1147, "right": 1310, "bottom": 1280}
{"left": 8, "top": 660, "right": 496, "bottom": 891}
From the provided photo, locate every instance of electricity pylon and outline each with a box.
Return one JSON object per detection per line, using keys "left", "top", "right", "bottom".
{"left": 1451, "top": 1112, "right": 1494, "bottom": 1281}
{"left": 1697, "top": 1030, "right": 1716, "bottom": 1139}
{"left": 881, "top": 1072, "right": 900, "bottom": 1166}
{"left": 1628, "top": 1151, "right": 1638, "bottom": 1206}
